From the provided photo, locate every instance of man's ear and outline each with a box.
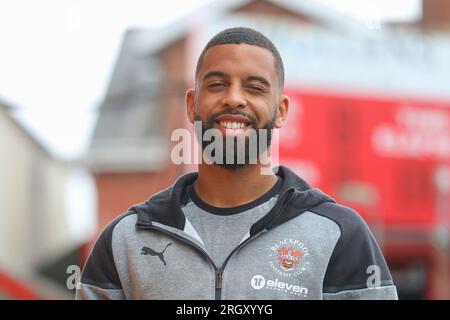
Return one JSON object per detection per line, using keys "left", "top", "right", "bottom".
{"left": 185, "top": 88, "right": 196, "bottom": 124}
{"left": 275, "top": 95, "right": 289, "bottom": 129}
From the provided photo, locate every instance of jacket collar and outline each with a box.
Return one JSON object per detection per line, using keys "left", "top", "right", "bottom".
{"left": 134, "top": 166, "right": 335, "bottom": 233}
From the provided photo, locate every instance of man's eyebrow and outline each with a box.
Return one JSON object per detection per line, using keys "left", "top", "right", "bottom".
{"left": 203, "top": 71, "right": 227, "bottom": 81}
{"left": 202, "top": 72, "right": 270, "bottom": 87}
{"left": 246, "top": 75, "right": 270, "bottom": 87}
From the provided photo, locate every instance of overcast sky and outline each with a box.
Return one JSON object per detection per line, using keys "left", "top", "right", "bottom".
{"left": 0, "top": 0, "right": 421, "bottom": 160}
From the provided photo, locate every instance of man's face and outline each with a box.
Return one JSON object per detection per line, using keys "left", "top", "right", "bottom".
{"left": 186, "top": 44, "right": 289, "bottom": 169}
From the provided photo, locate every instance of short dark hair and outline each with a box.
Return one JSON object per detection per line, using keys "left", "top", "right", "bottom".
{"left": 195, "top": 27, "right": 284, "bottom": 88}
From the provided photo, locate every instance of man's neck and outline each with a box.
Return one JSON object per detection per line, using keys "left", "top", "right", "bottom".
{"left": 194, "top": 163, "right": 278, "bottom": 208}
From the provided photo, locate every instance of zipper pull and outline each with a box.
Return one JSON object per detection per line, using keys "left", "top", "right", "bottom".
{"left": 216, "top": 270, "right": 222, "bottom": 290}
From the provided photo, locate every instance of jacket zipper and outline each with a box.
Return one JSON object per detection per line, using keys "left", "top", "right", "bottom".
{"left": 215, "top": 269, "right": 222, "bottom": 299}
{"left": 137, "top": 223, "right": 235, "bottom": 299}
{"left": 214, "top": 189, "right": 296, "bottom": 299}
{"left": 136, "top": 188, "right": 296, "bottom": 300}
{"left": 215, "top": 229, "right": 267, "bottom": 299}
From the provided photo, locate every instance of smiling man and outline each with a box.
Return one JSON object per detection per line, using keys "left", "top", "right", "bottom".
{"left": 76, "top": 27, "right": 398, "bottom": 300}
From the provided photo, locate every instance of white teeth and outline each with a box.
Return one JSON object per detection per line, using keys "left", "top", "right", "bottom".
{"left": 219, "top": 121, "right": 246, "bottom": 129}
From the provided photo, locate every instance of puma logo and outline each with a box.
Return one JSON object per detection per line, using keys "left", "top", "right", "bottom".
{"left": 141, "top": 242, "right": 172, "bottom": 266}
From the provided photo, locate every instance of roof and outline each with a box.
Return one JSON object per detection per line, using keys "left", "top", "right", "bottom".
{"left": 0, "top": 98, "right": 54, "bottom": 159}
{"left": 87, "top": 29, "right": 167, "bottom": 172}
{"left": 137, "top": 0, "right": 364, "bottom": 56}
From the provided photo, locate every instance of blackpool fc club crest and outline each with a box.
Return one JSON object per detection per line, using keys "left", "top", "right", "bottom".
{"left": 269, "top": 239, "right": 310, "bottom": 278}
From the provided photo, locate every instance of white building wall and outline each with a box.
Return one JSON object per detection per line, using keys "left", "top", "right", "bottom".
{"left": 0, "top": 106, "right": 74, "bottom": 270}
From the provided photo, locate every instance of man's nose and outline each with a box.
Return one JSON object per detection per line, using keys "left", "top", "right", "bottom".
{"left": 222, "top": 85, "right": 246, "bottom": 109}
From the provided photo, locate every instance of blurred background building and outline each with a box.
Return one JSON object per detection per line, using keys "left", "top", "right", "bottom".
{"left": 0, "top": 100, "right": 75, "bottom": 299}
{"left": 1, "top": 0, "right": 449, "bottom": 299}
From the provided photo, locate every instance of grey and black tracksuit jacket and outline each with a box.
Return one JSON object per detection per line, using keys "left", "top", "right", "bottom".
{"left": 76, "top": 166, "right": 398, "bottom": 300}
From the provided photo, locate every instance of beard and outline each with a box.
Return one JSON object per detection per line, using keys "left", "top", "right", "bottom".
{"left": 194, "top": 109, "right": 276, "bottom": 170}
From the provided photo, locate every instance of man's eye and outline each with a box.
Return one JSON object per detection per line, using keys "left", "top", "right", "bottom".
{"left": 247, "top": 86, "right": 266, "bottom": 93}
{"left": 208, "top": 83, "right": 226, "bottom": 88}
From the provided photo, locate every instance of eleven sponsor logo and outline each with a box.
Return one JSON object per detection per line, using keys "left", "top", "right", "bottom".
{"left": 269, "top": 239, "right": 310, "bottom": 278}
{"left": 250, "top": 275, "right": 308, "bottom": 297}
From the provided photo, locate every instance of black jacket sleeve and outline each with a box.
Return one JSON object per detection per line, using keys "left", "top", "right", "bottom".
{"left": 75, "top": 214, "right": 130, "bottom": 299}
{"left": 313, "top": 203, "right": 398, "bottom": 299}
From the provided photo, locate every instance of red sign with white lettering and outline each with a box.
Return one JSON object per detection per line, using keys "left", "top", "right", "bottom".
{"left": 279, "top": 89, "right": 450, "bottom": 229}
